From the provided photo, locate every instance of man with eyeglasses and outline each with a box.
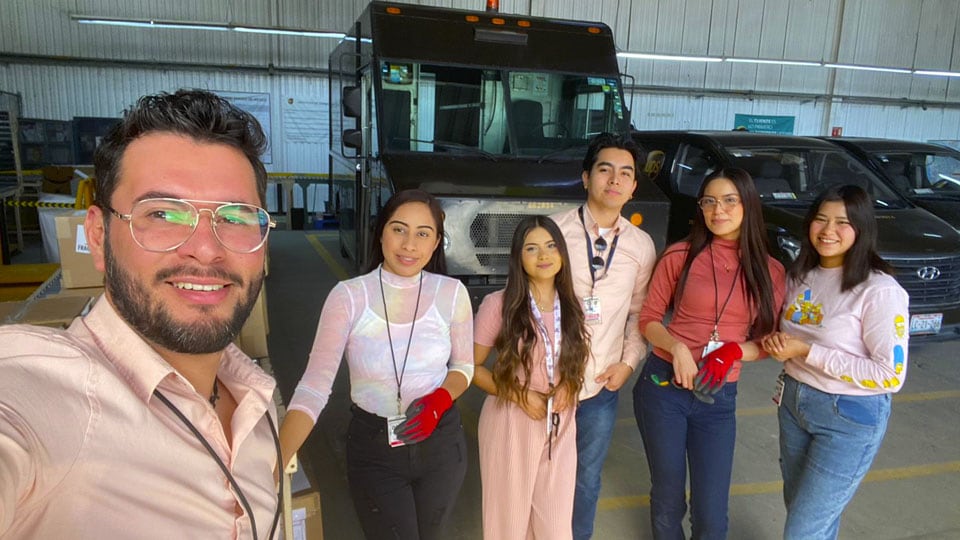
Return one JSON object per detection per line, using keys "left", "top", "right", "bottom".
{"left": 552, "top": 132, "right": 657, "bottom": 539}
{"left": 0, "top": 90, "right": 281, "bottom": 539}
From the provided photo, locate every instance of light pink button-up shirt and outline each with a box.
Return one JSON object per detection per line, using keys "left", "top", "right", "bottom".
{"left": 0, "top": 297, "right": 279, "bottom": 539}
{"left": 552, "top": 205, "right": 657, "bottom": 399}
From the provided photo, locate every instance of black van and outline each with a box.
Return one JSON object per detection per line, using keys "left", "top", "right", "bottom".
{"left": 823, "top": 137, "right": 960, "bottom": 231}
{"left": 632, "top": 130, "right": 960, "bottom": 339}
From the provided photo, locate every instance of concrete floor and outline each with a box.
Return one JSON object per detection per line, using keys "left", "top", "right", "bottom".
{"left": 265, "top": 230, "right": 960, "bottom": 540}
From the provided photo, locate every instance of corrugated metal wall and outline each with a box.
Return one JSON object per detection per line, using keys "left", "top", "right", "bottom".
{"left": 0, "top": 63, "right": 330, "bottom": 212}
{"left": 2, "top": 0, "right": 960, "bottom": 179}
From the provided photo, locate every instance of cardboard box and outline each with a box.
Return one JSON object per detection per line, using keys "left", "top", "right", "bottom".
{"left": 236, "top": 288, "right": 269, "bottom": 359}
{"left": 0, "top": 301, "right": 25, "bottom": 323}
{"left": 55, "top": 211, "right": 104, "bottom": 289}
{"left": 51, "top": 286, "right": 104, "bottom": 298}
{"left": 290, "top": 491, "right": 323, "bottom": 540}
{"left": 16, "top": 295, "right": 93, "bottom": 328}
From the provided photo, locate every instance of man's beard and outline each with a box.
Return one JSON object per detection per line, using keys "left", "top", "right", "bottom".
{"left": 103, "top": 240, "right": 263, "bottom": 355}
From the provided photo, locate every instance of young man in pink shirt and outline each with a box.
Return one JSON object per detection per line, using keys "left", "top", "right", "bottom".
{"left": 552, "top": 133, "right": 658, "bottom": 539}
{"left": 0, "top": 90, "right": 280, "bottom": 539}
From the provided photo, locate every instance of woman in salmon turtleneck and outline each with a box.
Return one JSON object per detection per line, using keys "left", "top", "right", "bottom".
{"left": 633, "top": 168, "right": 786, "bottom": 540}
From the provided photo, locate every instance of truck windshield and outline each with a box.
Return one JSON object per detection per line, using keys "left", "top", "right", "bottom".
{"left": 377, "top": 61, "right": 627, "bottom": 158}
{"left": 724, "top": 146, "right": 910, "bottom": 209}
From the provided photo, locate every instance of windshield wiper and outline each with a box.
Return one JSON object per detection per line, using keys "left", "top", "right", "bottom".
{"left": 535, "top": 143, "right": 590, "bottom": 163}
{"left": 393, "top": 138, "right": 498, "bottom": 161}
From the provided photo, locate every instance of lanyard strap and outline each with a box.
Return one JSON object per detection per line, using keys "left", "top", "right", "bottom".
{"left": 153, "top": 389, "right": 282, "bottom": 540}
{"left": 529, "top": 291, "right": 562, "bottom": 460}
{"left": 709, "top": 243, "right": 741, "bottom": 342}
{"left": 578, "top": 206, "right": 620, "bottom": 287}
{"left": 380, "top": 266, "right": 424, "bottom": 416}
{"left": 528, "top": 291, "right": 562, "bottom": 385}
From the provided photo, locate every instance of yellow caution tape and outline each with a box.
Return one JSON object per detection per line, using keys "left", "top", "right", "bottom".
{"left": 4, "top": 200, "right": 76, "bottom": 208}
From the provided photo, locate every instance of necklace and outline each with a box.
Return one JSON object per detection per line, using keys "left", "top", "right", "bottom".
{"left": 533, "top": 290, "right": 555, "bottom": 312}
{"left": 209, "top": 377, "right": 220, "bottom": 407}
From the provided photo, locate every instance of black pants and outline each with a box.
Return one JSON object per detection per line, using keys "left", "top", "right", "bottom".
{"left": 346, "top": 404, "right": 468, "bottom": 540}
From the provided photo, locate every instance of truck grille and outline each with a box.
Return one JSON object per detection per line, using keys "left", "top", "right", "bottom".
{"left": 440, "top": 199, "right": 579, "bottom": 278}
{"left": 888, "top": 255, "right": 960, "bottom": 309}
{"left": 470, "top": 212, "right": 528, "bottom": 268}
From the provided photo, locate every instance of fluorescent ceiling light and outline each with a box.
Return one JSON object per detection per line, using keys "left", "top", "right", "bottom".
{"left": 824, "top": 62, "right": 912, "bottom": 74}
{"left": 617, "top": 52, "right": 722, "bottom": 62}
{"left": 725, "top": 57, "right": 822, "bottom": 67}
{"left": 915, "top": 69, "right": 960, "bottom": 77}
{"left": 74, "top": 17, "right": 228, "bottom": 31}
{"left": 234, "top": 27, "right": 344, "bottom": 39}
{"left": 72, "top": 15, "right": 344, "bottom": 39}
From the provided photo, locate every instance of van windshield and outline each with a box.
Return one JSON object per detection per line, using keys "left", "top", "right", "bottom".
{"left": 376, "top": 61, "right": 628, "bottom": 158}
{"left": 724, "top": 146, "right": 910, "bottom": 209}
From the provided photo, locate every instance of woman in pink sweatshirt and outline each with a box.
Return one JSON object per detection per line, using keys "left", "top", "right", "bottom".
{"left": 763, "top": 184, "right": 909, "bottom": 540}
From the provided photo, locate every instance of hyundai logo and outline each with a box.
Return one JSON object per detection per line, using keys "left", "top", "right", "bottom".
{"left": 916, "top": 266, "right": 941, "bottom": 281}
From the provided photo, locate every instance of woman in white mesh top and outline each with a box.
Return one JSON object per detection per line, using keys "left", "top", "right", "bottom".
{"left": 279, "top": 189, "right": 474, "bottom": 540}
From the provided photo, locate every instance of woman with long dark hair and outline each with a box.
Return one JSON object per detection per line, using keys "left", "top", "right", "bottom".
{"left": 473, "top": 215, "right": 590, "bottom": 539}
{"left": 279, "top": 189, "right": 474, "bottom": 539}
{"left": 632, "top": 168, "right": 786, "bottom": 539}
{"left": 762, "top": 185, "right": 909, "bottom": 539}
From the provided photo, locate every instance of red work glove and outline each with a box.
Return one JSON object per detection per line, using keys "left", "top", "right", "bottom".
{"left": 694, "top": 342, "right": 743, "bottom": 395}
{"left": 393, "top": 388, "right": 453, "bottom": 444}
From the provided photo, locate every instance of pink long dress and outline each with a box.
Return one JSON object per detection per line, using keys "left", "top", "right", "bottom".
{"left": 474, "top": 290, "right": 576, "bottom": 540}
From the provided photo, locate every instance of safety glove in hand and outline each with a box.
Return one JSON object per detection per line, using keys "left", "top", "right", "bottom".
{"left": 694, "top": 342, "right": 743, "bottom": 396}
{"left": 393, "top": 387, "right": 452, "bottom": 444}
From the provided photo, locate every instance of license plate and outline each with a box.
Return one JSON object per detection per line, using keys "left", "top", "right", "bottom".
{"left": 909, "top": 313, "right": 943, "bottom": 335}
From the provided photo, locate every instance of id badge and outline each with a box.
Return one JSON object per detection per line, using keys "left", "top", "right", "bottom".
{"left": 386, "top": 414, "right": 407, "bottom": 448}
{"left": 583, "top": 296, "right": 602, "bottom": 326}
{"left": 772, "top": 371, "right": 786, "bottom": 407}
{"left": 702, "top": 340, "right": 724, "bottom": 358}
{"left": 545, "top": 396, "right": 554, "bottom": 437}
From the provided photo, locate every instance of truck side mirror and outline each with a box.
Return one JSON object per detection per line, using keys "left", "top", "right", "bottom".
{"left": 343, "top": 129, "right": 362, "bottom": 150}
{"left": 343, "top": 86, "right": 362, "bottom": 118}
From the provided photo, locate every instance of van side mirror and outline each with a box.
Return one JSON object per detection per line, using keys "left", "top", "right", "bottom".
{"left": 343, "top": 86, "right": 362, "bottom": 118}
{"left": 343, "top": 129, "right": 362, "bottom": 150}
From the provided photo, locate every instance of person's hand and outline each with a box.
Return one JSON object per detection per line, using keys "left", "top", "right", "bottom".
{"left": 551, "top": 384, "right": 576, "bottom": 412}
{"left": 761, "top": 332, "right": 789, "bottom": 361}
{"left": 516, "top": 389, "right": 549, "bottom": 420}
{"left": 393, "top": 388, "right": 452, "bottom": 444}
{"left": 595, "top": 362, "right": 633, "bottom": 391}
{"left": 694, "top": 342, "right": 743, "bottom": 395}
{"left": 762, "top": 333, "right": 811, "bottom": 362}
{"left": 669, "top": 342, "right": 698, "bottom": 389}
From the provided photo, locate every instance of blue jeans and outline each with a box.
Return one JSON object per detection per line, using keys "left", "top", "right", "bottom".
{"left": 573, "top": 387, "right": 619, "bottom": 540}
{"left": 779, "top": 374, "right": 891, "bottom": 540}
{"left": 633, "top": 354, "right": 737, "bottom": 540}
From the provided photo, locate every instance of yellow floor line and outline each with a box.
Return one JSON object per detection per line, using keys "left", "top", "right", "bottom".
{"left": 305, "top": 233, "right": 350, "bottom": 281}
{"left": 598, "top": 461, "right": 960, "bottom": 511}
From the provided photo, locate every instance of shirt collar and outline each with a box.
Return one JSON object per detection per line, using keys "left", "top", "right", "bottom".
{"left": 581, "top": 204, "right": 624, "bottom": 236}
{"left": 378, "top": 264, "right": 425, "bottom": 288}
{"left": 75, "top": 296, "right": 275, "bottom": 406}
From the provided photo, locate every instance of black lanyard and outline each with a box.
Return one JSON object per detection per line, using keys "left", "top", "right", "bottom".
{"left": 709, "top": 243, "right": 741, "bottom": 342}
{"left": 379, "top": 266, "right": 424, "bottom": 416}
{"left": 153, "top": 389, "right": 281, "bottom": 540}
{"left": 578, "top": 206, "right": 620, "bottom": 286}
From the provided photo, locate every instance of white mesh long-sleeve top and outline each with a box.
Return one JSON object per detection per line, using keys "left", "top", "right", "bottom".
{"left": 288, "top": 266, "right": 474, "bottom": 421}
